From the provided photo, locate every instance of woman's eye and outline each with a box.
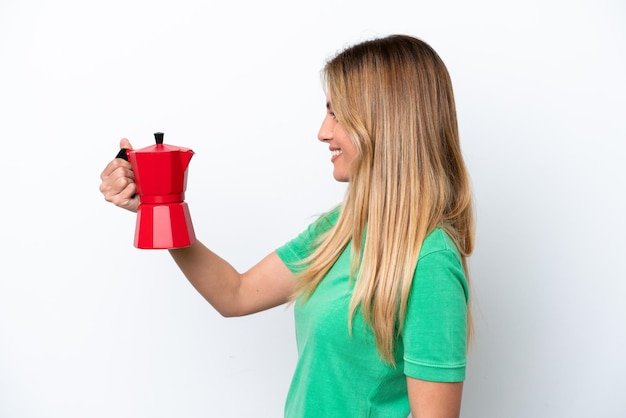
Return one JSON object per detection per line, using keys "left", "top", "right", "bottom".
{"left": 329, "top": 111, "right": 337, "bottom": 119}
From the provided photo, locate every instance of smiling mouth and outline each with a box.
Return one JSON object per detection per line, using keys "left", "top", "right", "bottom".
{"left": 331, "top": 149, "right": 342, "bottom": 157}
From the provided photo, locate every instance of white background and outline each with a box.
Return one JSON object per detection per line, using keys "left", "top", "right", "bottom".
{"left": 1, "top": 1, "right": 624, "bottom": 417}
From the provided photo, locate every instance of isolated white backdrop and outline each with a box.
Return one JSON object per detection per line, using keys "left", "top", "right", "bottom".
{"left": 0, "top": 1, "right": 624, "bottom": 417}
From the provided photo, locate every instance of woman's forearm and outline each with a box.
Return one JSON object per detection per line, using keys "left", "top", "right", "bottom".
{"left": 168, "top": 240, "right": 296, "bottom": 317}
{"left": 169, "top": 240, "right": 245, "bottom": 316}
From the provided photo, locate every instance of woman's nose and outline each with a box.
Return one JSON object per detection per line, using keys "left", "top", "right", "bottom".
{"left": 317, "top": 116, "right": 333, "bottom": 142}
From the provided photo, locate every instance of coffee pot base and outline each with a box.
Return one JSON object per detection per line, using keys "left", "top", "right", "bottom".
{"left": 134, "top": 202, "right": 196, "bottom": 249}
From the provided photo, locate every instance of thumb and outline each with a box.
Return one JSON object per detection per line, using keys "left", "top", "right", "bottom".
{"left": 120, "top": 138, "right": 133, "bottom": 150}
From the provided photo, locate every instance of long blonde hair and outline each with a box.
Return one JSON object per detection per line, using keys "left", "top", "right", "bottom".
{"left": 295, "top": 35, "right": 474, "bottom": 364}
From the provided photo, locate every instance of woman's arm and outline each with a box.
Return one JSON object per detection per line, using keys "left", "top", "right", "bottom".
{"left": 407, "top": 378, "right": 463, "bottom": 418}
{"left": 100, "top": 139, "right": 296, "bottom": 317}
{"left": 169, "top": 243, "right": 296, "bottom": 316}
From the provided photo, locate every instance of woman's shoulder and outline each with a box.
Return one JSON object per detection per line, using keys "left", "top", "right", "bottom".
{"left": 419, "top": 228, "right": 463, "bottom": 263}
{"left": 414, "top": 228, "right": 468, "bottom": 297}
{"left": 308, "top": 204, "right": 341, "bottom": 233}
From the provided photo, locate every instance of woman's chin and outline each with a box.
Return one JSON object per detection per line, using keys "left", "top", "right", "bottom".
{"left": 332, "top": 171, "right": 350, "bottom": 183}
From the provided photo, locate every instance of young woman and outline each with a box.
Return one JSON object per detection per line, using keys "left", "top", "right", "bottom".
{"left": 99, "top": 34, "right": 474, "bottom": 418}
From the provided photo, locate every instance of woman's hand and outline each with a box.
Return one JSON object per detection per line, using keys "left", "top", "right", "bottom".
{"left": 99, "top": 138, "right": 139, "bottom": 213}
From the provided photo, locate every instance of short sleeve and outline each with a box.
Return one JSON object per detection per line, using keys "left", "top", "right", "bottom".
{"left": 402, "top": 232, "right": 469, "bottom": 382}
{"left": 275, "top": 207, "right": 340, "bottom": 273}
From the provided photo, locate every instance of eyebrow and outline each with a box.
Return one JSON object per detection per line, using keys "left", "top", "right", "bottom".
{"left": 326, "top": 101, "right": 332, "bottom": 111}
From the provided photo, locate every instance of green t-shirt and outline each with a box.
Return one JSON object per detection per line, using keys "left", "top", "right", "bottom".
{"left": 276, "top": 207, "right": 468, "bottom": 418}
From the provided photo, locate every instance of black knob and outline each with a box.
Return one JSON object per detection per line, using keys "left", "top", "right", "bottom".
{"left": 154, "top": 132, "right": 164, "bottom": 144}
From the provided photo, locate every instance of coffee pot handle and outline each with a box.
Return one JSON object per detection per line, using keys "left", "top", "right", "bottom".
{"left": 113, "top": 148, "right": 136, "bottom": 199}
{"left": 115, "top": 148, "right": 130, "bottom": 161}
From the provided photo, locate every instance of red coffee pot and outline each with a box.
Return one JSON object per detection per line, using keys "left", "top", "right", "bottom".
{"left": 123, "top": 132, "right": 196, "bottom": 249}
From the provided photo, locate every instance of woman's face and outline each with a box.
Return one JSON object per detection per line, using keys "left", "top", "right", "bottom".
{"left": 317, "top": 98, "right": 358, "bottom": 182}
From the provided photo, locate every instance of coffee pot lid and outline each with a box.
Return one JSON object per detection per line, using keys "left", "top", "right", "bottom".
{"left": 132, "top": 132, "right": 192, "bottom": 154}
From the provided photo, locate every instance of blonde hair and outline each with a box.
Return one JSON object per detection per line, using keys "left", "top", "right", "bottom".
{"left": 295, "top": 35, "right": 474, "bottom": 364}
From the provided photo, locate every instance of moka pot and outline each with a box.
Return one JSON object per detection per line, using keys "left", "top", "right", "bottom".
{"left": 124, "top": 132, "right": 196, "bottom": 249}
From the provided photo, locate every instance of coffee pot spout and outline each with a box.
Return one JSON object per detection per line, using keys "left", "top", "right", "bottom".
{"left": 180, "top": 148, "right": 194, "bottom": 170}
